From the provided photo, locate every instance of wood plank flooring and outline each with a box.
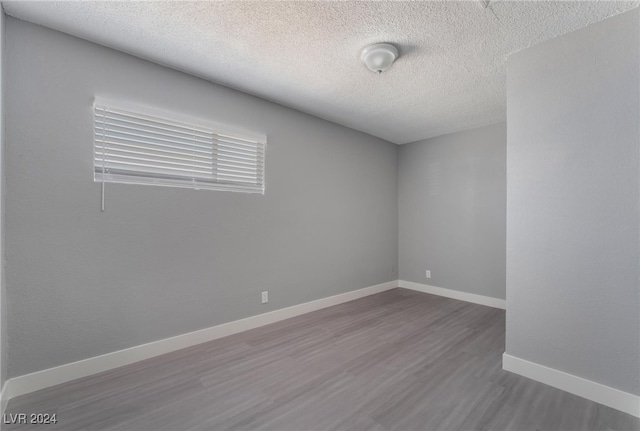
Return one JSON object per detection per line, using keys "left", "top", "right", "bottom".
{"left": 4, "top": 288, "right": 639, "bottom": 430}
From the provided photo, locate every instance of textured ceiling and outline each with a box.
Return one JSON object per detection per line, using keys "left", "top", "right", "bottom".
{"left": 4, "top": 1, "right": 638, "bottom": 144}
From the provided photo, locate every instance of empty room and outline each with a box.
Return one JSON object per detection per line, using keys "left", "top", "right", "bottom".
{"left": 0, "top": 1, "right": 638, "bottom": 430}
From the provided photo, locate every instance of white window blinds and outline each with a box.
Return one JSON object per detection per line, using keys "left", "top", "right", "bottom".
{"left": 94, "top": 102, "right": 265, "bottom": 194}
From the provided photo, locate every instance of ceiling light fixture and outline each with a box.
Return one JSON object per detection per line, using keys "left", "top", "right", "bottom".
{"left": 360, "top": 43, "right": 399, "bottom": 74}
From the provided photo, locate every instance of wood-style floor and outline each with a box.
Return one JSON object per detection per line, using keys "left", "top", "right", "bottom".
{"left": 4, "top": 288, "right": 639, "bottom": 431}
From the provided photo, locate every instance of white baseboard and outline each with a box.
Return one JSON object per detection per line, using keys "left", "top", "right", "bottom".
{"left": 398, "top": 280, "right": 506, "bottom": 310}
{"left": 503, "top": 353, "right": 640, "bottom": 418}
{"left": 2, "top": 280, "right": 398, "bottom": 404}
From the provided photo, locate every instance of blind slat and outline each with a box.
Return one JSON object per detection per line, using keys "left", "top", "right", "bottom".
{"left": 96, "top": 124, "right": 214, "bottom": 151}
{"left": 97, "top": 135, "right": 213, "bottom": 156}
{"left": 98, "top": 158, "right": 213, "bottom": 175}
{"left": 217, "top": 164, "right": 264, "bottom": 174}
{"left": 96, "top": 152, "right": 213, "bottom": 171}
{"left": 213, "top": 145, "right": 262, "bottom": 157}
{"left": 94, "top": 103, "right": 265, "bottom": 194}
{"left": 96, "top": 106, "right": 213, "bottom": 137}
{"left": 97, "top": 143, "right": 213, "bottom": 162}
{"left": 213, "top": 136, "right": 263, "bottom": 149}
{"left": 98, "top": 146, "right": 213, "bottom": 162}
{"left": 95, "top": 172, "right": 263, "bottom": 193}
{"left": 213, "top": 151, "right": 262, "bottom": 164}
{"left": 96, "top": 115, "right": 214, "bottom": 141}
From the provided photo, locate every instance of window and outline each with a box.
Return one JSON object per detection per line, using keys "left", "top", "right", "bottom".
{"left": 94, "top": 101, "right": 265, "bottom": 194}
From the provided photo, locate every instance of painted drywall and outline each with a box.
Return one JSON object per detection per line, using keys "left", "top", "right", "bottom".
{"left": 398, "top": 123, "right": 506, "bottom": 300}
{"left": 506, "top": 8, "right": 640, "bottom": 395}
{"left": 4, "top": 18, "right": 398, "bottom": 378}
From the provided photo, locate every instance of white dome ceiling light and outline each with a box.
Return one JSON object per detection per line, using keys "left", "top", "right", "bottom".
{"left": 360, "top": 43, "right": 399, "bottom": 74}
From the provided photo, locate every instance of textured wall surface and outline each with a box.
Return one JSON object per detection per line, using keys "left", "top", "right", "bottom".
{"left": 398, "top": 123, "right": 506, "bottom": 299}
{"left": 5, "top": 18, "right": 398, "bottom": 378}
{"left": 506, "top": 9, "right": 640, "bottom": 395}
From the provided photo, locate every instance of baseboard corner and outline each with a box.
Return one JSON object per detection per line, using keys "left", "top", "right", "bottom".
{"left": 398, "top": 280, "right": 506, "bottom": 310}
{"left": 502, "top": 353, "right": 640, "bottom": 418}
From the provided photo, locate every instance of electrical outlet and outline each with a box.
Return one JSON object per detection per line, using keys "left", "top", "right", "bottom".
{"left": 261, "top": 291, "right": 269, "bottom": 304}
{"left": 426, "top": 270, "right": 431, "bottom": 279}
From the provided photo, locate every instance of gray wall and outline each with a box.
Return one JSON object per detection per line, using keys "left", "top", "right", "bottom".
{"left": 506, "top": 9, "right": 640, "bottom": 395}
{"left": 0, "top": 7, "right": 5, "bottom": 391}
{"left": 5, "top": 18, "right": 398, "bottom": 379}
{"left": 398, "top": 123, "right": 507, "bottom": 300}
